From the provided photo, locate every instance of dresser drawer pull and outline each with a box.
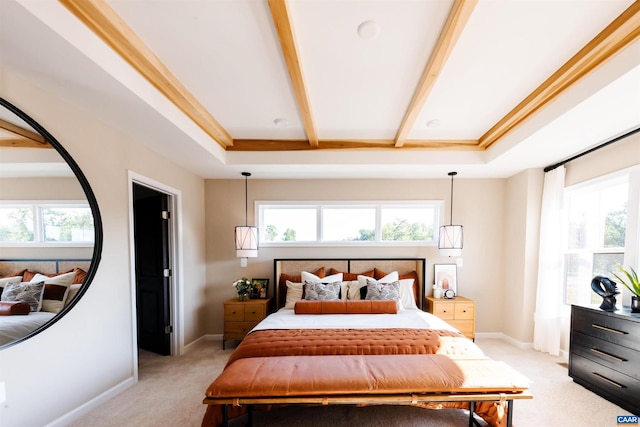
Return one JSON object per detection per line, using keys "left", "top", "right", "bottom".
{"left": 590, "top": 348, "right": 626, "bottom": 362}
{"left": 591, "top": 324, "right": 628, "bottom": 335}
{"left": 591, "top": 372, "right": 624, "bottom": 389}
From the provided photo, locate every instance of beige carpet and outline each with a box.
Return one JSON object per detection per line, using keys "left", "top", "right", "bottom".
{"left": 67, "top": 338, "right": 628, "bottom": 427}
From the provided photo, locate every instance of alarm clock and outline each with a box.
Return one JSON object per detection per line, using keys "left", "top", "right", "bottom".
{"left": 443, "top": 289, "right": 455, "bottom": 299}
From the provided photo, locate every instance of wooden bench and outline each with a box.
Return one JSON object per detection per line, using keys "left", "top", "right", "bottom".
{"left": 203, "top": 354, "right": 532, "bottom": 427}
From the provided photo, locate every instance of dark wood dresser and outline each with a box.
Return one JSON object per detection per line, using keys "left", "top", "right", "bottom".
{"left": 569, "top": 305, "right": 640, "bottom": 415}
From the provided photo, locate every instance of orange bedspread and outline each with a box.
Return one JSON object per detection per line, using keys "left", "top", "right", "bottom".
{"left": 226, "top": 327, "right": 484, "bottom": 367}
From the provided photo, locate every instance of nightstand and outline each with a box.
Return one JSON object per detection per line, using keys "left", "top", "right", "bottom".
{"left": 425, "top": 296, "right": 475, "bottom": 340}
{"left": 223, "top": 298, "right": 271, "bottom": 349}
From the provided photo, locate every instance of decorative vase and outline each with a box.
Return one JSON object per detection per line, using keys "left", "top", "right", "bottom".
{"left": 631, "top": 296, "right": 640, "bottom": 313}
{"left": 237, "top": 293, "right": 249, "bottom": 301}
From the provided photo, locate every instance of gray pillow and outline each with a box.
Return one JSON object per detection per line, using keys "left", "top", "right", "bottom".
{"left": 0, "top": 281, "right": 45, "bottom": 312}
{"left": 365, "top": 278, "right": 400, "bottom": 301}
{"left": 303, "top": 280, "right": 341, "bottom": 301}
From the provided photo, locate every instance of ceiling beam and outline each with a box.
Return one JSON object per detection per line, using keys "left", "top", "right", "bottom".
{"left": 59, "top": 0, "right": 233, "bottom": 148}
{"left": 229, "top": 139, "right": 479, "bottom": 151}
{"left": 268, "top": 0, "right": 319, "bottom": 148}
{"left": 0, "top": 119, "right": 51, "bottom": 148}
{"left": 394, "top": 0, "right": 478, "bottom": 148}
{"left": 479, "top": 1, "right": 640, "bottom": 149}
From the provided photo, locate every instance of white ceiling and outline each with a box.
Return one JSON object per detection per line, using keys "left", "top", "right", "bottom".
{"left": 0, "top": 0, "right": 639, "bottom": 180}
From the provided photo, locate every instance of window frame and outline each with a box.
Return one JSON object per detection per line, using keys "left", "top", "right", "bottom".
{"left": 561, "top": 166, "right": 640, "bottom": 312}
{"left": 0, "top": 200, "right": 94, "bottom": 247}
{"left": 257, "top": 200, "right": 443, "bottom": 247}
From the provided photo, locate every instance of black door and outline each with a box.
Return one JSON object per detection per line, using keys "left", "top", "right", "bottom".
{"left": 133, "top": 184, "right": 171, "bottom": 355}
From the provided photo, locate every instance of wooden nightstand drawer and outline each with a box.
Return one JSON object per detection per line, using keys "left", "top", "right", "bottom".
{"left": 223, "top": 298, "right": 271, "bottom": 349}
{"left": 455, "top": 303, "right": 474, "bottom": 320}
{"left": 224, "top": 304, "right": 244, "bottom": 321}
{"left": 425, "top": 296, "right": 475, "bottom": 340}
{"left": 434, "top": 302, "right": 455, "bottom": 320}
{"left": 245, "top": 304, "right": 266, "bottom": 321}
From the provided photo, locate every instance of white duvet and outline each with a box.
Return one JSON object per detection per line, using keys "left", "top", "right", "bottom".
{"left": 252, "top": 307, "right": 459, "bottom": 334}
{"left": 0, "top": 311, "right": 55, "bottom": 346}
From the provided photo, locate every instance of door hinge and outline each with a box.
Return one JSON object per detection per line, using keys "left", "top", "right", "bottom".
{"left": 162, "top": 210, "right": 170, "bottom": 220}
{"left": 164, "top": 325, "right": 173, "bottom": 334}
{"left": 163, "top": 268, "right": 172, "bottom": 277}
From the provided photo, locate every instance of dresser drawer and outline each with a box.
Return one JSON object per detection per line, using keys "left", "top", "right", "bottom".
{"left": 570, "top": 353, "right": 640, "bottom": 411}
{"left": 224, "top": 321, "right": 258, "bottom": 338}
{"left": 572, "top": 331, "right": 640, "bottom": 380}
{"left": 572, "top": 307, "right": 640, "bottom": 349}
{"left": 224, "top": 304, "right": 245, "bottom": 321}
{"left": 454, "top": 303, "right": 474, "bottom": 320}
{"left": 434, "top": 302, "right": 455, "bottom": 320}
{"left": 244, "top": 304, "right": 266, "bottom": 321}
{"left": 448, "top": 320, "right": 474, "bottom": 337}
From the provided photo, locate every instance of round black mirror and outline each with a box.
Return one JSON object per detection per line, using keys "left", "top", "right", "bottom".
{"left": 0, "top": 97, "right": 102, "bottom": 350}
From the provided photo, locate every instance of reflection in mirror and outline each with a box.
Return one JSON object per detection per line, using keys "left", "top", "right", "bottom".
{"left": 0, "top": 97, "right": 101, "bottom": 350}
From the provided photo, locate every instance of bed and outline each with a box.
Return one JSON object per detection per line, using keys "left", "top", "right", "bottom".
{"left": 202, "top": 258, "right": 531, "bottom": 427}
{"left": 0, "top": 259, "right": 90, "bottom": 346}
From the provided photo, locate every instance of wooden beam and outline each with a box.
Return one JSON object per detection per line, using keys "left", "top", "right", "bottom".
{"left": 0, "top": 119, "right": 51, "bottom": 148}
{"left": 230, "top": 138, "right": 479, "bottom": 151}
{"left": 268, "top": 0, "right": 319, "bottom": 148}
{"left": 394, "top": 0, "right": 478, "bottom": 147}
{"left": 59, "top": 0, "right": 233, "bottom": 148}
{"left": 479, "top": 1, "right": 640, "bottom": 149}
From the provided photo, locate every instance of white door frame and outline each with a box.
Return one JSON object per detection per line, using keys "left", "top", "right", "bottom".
{"left": 127, "top": 171, "right": 184, "bottom": 380}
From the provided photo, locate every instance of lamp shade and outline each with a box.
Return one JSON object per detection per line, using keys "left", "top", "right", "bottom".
{"left": 438, "top": 225, "right": 463, "bottom": 257}
{"left": 235, "top": 226, "right": 258, "bottom": 258}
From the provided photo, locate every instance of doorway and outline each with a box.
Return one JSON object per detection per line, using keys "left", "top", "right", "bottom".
{"left": 132, "top": 183, "right": 173, "bottom": 356}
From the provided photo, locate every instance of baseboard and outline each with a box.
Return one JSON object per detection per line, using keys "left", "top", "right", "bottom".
{"left": 204, "top": 334, "right": 222, "bottom": 341}
{"left": 45, "top": 377, "right": 135, "bottom": 427}
{"left": 476, "top": 332, "right": 533, "bottom": 349}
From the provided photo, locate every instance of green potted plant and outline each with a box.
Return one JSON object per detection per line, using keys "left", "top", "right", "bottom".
{"left": 611, "top": 264, "right": 640, "bottom": 313}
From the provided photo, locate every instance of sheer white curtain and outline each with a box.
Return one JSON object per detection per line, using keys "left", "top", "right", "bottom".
{"left": 533, "top": 166, "right": 565, "bottom": 356}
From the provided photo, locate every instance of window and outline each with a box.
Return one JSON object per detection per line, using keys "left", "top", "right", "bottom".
{"left": 563, "top": 174, "right": 628, "bottom": 306}
{"left": 258, "top": 201, "right": 441, "bottom": 246}
{"left": 0, "top": 201, "right": 94, "bottom": 246}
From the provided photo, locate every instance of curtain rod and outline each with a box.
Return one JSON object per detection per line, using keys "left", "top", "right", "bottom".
{"left": 543, "top": 126, "right": 640, "bottom": 173}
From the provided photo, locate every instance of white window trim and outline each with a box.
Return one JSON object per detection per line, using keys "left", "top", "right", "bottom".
{"left": 257, "top": 200, "right": 443, "bottom": 247}
{"left": 0, "top": 199, "right": 94, "bottom": 247}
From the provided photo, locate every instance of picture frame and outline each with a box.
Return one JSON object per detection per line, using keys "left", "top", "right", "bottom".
{"left": 434, "top": 264, "right": 457, "bottom": 296}
{"left": 251, "top": 278, "right": 269, "bottom": 299}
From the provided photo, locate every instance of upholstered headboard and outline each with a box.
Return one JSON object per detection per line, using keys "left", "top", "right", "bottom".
{"left": 0, "top": 259, "right": 92, "bottom": 279}
{"left": 274, "top": 258, "right": 426, "bottom": 310}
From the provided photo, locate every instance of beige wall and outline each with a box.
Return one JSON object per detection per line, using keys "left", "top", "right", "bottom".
{"left": 503, "top": 169, "right": 544, "bottom": 343}
{"left": 205, "top": 177, "right": 506, "bottom": 335}
{"left": 0, "top": 75, "right": 207, "bottom": 426}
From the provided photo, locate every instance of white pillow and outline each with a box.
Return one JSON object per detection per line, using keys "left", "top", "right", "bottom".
{"left": 348, "top": 271, "right": 399, "bottom": 301}
{"left": 398, "top": 278, "right": 417, "bottom": 310}
{"left": 0, "top": 276, "right": 23, "bottom": 287}
{"left": 65, "top": 284, "right": 82, "bottom": 307}
{"left": 284, "top": 280, "right": 304, "bottom": 309}
{"left": 32, "top": 272, "right": 75, "bottom": 313}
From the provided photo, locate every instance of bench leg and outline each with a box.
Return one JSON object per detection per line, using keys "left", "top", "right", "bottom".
{"left": 507, "top": 400, "right": 513, "bottom": 427}
{"left": 468, "top": 401, "right": 482, "bottom": 427}
{"left": 222, "top": 404, "right": 228, "bottom": 427}
{"left": 245, "top": 405, "right": 253, "bottom": 427}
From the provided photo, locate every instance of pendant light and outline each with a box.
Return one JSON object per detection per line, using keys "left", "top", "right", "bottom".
{"left": 235, "top": 172, "right": 258, "bottom": 259}
{"left": 438, "top": 171, "right": 463, "bottom": 257}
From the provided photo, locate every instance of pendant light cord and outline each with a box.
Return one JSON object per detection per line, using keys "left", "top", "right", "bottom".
{"left": 242, "top": 172, "right": 251, "bottom": 227}
{"left": 448, "top": 171, "right": 457, "bottom": 226}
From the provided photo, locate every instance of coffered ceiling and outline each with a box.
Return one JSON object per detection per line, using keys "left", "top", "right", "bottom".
{"left": 1, "top": 0, "right": 639, "bottom": 179}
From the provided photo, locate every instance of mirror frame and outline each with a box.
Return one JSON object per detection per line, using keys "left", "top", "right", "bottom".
{"left": 0, "top": 96, "right": 103, "bottom": 350}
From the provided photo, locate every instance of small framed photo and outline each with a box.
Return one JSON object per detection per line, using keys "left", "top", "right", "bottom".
{"left": 434, "top": 264, "right": 457, "bottom": 296}
{"left": 251, "top": 278, "right": 269, "bottom": 299}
